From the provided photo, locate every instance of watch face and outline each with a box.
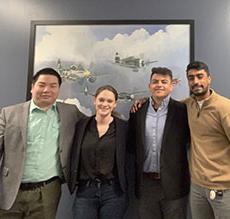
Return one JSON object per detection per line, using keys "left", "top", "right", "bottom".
{"left": 209, "top": 190, "right": 216, "bottom": 200}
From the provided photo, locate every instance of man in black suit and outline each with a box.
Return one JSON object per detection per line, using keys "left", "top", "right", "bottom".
{"left": 129, "top": 67, "right": 190, "bottom": 219}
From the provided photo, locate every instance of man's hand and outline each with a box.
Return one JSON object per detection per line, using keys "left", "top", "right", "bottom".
{"left": 130, "top": 97, "right": 148, "bottom": 113}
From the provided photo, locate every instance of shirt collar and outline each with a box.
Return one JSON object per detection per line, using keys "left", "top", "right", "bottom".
{"left": 149, "top": 95, "right": 171, "bottom": 109}
{"left": 30, "top": 100, "right": 57, "bottom": 113}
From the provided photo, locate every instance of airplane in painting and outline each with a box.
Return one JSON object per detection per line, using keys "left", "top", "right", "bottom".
{"left": 113, "top": 52, "right": 158, "bottom": 72}
{"left": 56, "top": 59, "right": 110, "bottom": 96}
{"left": 117, "top": 78, "right": 181, "bottom": 102}
{"left": 56, "top": 59, "right": 96, "bottom": 84}
{"left": 118, "top": 90, "right": 148, "bottom": 102}
{"left": 56, "top": 59, "right": 98, "bottom": 96}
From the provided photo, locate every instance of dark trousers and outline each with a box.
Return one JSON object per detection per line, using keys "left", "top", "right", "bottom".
{"left": 0, "top": 177, "right": 61, "bottom": 219}
{"left": 138, "top": 176, "right": 188, "bottom": 219}
{"left": 73, "top": 179, "right": 128, "bottom": 219}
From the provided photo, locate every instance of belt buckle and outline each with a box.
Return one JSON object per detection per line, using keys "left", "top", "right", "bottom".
{"left": 95, "top": 178, "right": 102, "bottom": 188}
{"left": 143, "top": 172, "right": 160, "bottom": 180}
{"left": 153, "top": 172, "right": 160, "bottom": 179}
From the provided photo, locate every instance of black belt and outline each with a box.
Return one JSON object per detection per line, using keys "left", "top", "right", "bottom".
{"left": 20, "top": 176, "right": 60, "bottom": 191}
{"left": 143, "top": 172, "right": 160, "bottom": 180}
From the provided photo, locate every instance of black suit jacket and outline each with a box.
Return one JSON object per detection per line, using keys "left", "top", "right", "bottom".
{"left": 68, "top": 116, "right": 128, "bottom": 194}
{"left": 129, "top": 98, "right": 190, "bottom": 200}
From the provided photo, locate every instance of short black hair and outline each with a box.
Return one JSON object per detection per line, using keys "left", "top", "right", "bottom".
{"left": 32, "top": 68, "right": 62, "bottom": 86}
{"left": 95, "top": 85, "right": 118, "bottom": 101}
{"left": 150, "top": 67, "right": 173, "bottom": 80}
{"left": 186, "top": 61, "right": 210, "bottom": 76}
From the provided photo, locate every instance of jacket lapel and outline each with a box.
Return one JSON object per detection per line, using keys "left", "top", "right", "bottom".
{"left": 73, "top": 117, "right": 91, "bottom": 176}
{"left": 139, "top": 100, "right": 150, "bottom": 147}
{"left": 56, "top": 103, "right": 64, "bottom": 148}
{"left": 19, "top": 101, "right": 30, "bottom": 150}
{"left": 161, "top": 99, "right": 175, "bottom": 147}
{"left": 114, "top": 118, "right": 124, "bottom": 168}
{"left": 77, "top": 117, "right": 91, "bottom": 151}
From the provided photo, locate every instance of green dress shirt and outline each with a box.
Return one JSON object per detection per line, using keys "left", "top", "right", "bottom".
{"left": 22, "top": 100, "right": 61, "bottom": 182}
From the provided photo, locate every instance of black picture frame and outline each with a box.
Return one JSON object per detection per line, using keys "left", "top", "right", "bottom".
{"left": 27, "top": 20, "right": 194, "bottom": 118}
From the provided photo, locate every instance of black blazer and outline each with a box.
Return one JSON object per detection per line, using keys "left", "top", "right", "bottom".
{"left": 129, "top": 98, "right": 190, "bottom": 200}
{"left": 68, "top": 116, "right": 128, "bottom": 194}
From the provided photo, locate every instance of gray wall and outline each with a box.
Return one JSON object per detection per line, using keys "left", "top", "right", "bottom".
{"left": 1, "top": 0, "right": 230, "bottom": 108}
{"left": 0, "top": 0, "right": 230, "bottom": 218}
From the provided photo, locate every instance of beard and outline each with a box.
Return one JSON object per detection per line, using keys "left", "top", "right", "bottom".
{"left": 190, "top": 85, "right": 209, "bottom": 97}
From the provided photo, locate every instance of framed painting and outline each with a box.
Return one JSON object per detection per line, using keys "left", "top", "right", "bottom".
{"left": 27, "top": 20, "right": 194, "bottom": 119}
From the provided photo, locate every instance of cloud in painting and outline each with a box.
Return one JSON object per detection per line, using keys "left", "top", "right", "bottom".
{"left": 35, "top": 24, "right": 190, "bottom": 68}
{"left": 35, "top": 25, "right": 97, "bottom": 66}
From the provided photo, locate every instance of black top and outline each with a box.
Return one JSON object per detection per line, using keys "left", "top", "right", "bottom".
{"left": 69, "top": 116, "right": 128, "bottom": 194}
{"left": 79, "top": 117, "right": 116, "bottom": 180}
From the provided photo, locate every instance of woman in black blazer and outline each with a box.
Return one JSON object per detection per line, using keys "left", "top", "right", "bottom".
{"left": 68, "top": 85, "right": 128, "bottom": 219}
